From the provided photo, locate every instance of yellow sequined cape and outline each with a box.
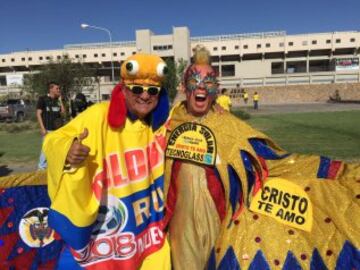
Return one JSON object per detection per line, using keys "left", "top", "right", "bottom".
{"left": 165, "top": 103, "right": 360, "bottom": 269}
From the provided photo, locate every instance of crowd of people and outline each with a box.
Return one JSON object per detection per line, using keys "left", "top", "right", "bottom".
{"left": 0, "top": 46, "right": 359, "bottom": 270}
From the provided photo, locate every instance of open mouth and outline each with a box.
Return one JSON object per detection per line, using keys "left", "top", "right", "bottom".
{"left": 195, "top": 93, "right": 207, "bottom": 102}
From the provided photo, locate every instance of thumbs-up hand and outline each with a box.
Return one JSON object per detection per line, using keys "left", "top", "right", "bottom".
{"left": 65, "top": 128, "right": 91, "bottom": 166}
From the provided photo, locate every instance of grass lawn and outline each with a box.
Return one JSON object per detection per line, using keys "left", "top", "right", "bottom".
{"left": 239, "top": 110, "right": 360, "bottom": 161}
{"left": 0, "top": 110, "right": 359, "bottom": 166}
{"left": 0, "top": 129, "right": 42, "bottom": 164}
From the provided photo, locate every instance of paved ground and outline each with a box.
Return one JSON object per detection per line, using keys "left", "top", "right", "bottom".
{"left": 2, "top": 102, "right": 360, "bottom": 176}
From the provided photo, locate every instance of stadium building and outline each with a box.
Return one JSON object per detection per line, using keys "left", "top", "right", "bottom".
{"left": 1, "top": 26, "right": 359, "bottom": 103}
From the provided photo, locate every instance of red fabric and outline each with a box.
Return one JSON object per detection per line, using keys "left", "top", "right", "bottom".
{"left": 0, "top": 232, "right": 18, "bottom": 262}
{"left": 205, "top": 167, "right": 226, "bottom": 222}
{"left": 327, "top": 160, "right": 342, "bottom": 179}
{"left": 108, "top": 83, "right": 127, "bottom": 128}
{"left": 163, "top": 160, "right": 182, "bottom": 229}
{"left": 0, "top": 206, "right": 13, "bottom": 228}
{"left": 11, "top": 249, "right": 37, "bottom": 270}
{"left": 254, "top": 156, "right": 268, "bottom": 195}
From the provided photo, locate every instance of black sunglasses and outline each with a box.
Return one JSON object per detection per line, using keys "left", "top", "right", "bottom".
{"left": 126, "top": 84, "right": 161, "bottom": 96}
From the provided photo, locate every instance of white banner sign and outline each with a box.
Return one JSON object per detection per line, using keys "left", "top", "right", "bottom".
{"left": 6, "top": 74, "right": 24, "bottom": 86}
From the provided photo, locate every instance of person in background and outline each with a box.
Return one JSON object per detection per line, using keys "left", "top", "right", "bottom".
{"left": 70, "top": 92, "right": 88, "bottom": 118}
{"left": 253, "top": 91, "right": 259, "bottom": 109}
{"left": 36, "top": 81, "right": 65, "bottom": 170}
{"left": 216, "top": 88, "right": 232, "bottom": 111}
{"left": 243, "top": 89, "right": 249, "bottom": 104}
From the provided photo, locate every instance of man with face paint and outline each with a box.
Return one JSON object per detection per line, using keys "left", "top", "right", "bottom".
{"left": 163, "top": 46, "right": 360, "bottom": 269}
{"left": 163, "top": 46, "right": 224, "bottom": 269}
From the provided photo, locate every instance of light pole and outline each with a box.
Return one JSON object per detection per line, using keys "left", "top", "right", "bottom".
{"left": 81, "top": 23, "right": 115, "bottom": 83}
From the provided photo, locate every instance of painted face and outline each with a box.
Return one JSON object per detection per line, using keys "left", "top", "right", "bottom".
{"left": 123, "top": 85, "right": 159, "bottom": 119}
{"left": 185, "top": 64, "right": 218, "bottom": 117}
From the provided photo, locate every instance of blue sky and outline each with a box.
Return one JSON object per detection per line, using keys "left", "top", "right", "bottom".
{"left": 1, "top": 0, "right": 359, "bottom": 54}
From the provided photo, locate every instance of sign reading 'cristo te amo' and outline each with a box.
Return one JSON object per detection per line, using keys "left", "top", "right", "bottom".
{"left": 166, "top": 122, "right": 217, "bottom": 166}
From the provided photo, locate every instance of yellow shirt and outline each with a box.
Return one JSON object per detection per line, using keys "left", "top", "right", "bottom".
{"left": 216, "top": 95, "right": 232, "bottom": 111}
{"left": 253, "top": 94, "right": 259, "bottom": 101}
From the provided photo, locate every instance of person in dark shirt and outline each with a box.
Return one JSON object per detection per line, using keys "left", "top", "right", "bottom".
{"left": 36, "top": 81, "right": 65, "bottom": 169}
{"left": 70, "top": 93, "right": 88, "bottom": 118}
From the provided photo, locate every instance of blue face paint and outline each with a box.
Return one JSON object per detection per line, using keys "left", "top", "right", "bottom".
{"left": 186, "top": 71, "right": 218, "bottom": 95}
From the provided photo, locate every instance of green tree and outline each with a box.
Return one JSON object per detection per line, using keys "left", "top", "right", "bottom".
{"left": 163, "top": 58, "right": 187, "bottom": 102}
{"left": 22, "top": 56, "right": 96, "bottom": 103}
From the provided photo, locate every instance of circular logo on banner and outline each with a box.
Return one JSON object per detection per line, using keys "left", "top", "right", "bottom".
{"left": 166, "top": 122, "right": 217, "bottom": 166}
{"left": 92, "top": 196, "right": 128, "bottom": 236}
{"left": 19, "top": 207, "right": 55, "bottom": 248}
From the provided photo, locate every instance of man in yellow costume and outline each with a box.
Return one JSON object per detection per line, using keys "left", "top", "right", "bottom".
{"left": 44, "top": 54, "right": 171, "bottom": 270}
{"left": 164, "top": 46, "right": 360, "bottom": 270}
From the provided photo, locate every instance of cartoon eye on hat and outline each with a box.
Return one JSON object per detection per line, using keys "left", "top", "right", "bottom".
{"left": 157, "top": 62, "right": 168, "bottom": 77}
{"left": 126, "top": 60, "right": 139, "bottom": 75}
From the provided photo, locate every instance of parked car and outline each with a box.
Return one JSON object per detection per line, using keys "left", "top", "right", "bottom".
{"left": 0, "top": 99, "right": 32, "bottom": 122}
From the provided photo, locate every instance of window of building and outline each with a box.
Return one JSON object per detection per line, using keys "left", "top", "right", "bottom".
{"left": 132, "top": 52, "right": 136, "bottom": 55}
{"left": 266, "top": 43, "right": 270, "bottom": 48}
{"left": 11, "top": 58, "right": 15, "bottom": 62}
{"left": 153, "top": 46, "right": 158, "bottom": 50}
{"left": 243, "top": 44, "right": 248, "bottom": 49}
{"left": 113, "top": 53, "right": 117, "bottom": 57}
{"left": 168, "top": 45, "right": 173, "bottom": 49}
{"left": 46, "top": 56, "right": 51, "bottom": 60}
{"left": 94, "top": 53, "right": 98, "bottom": 58}
{"left": 213, "top": 47, "right": 218, "bottom": 51}
{"left": 279, "top": 42, "right": 284, "bottom": 47}
{"left": 336, "top": 39, "right": 341, "bottom": 43}
{"left": 102, "top": 53, "right": 106, "bottom": 57}
{"left": 28, "top": 57, "right": 32, "bottom": 61}
{"left": 326, "top": 39, "right": 331, "bottom": 44}
{"left": 221, "top": 65, "right": 235, "bottom": 77}
{"left": 312, "top": 40, "right": 317, "bottom": 45}
{"left": 121, "top": 52, "right": 125, "bottom": 56}
{"left": 75, "top": 55, "right": 79, "bottom": 58}
{"left": 257, "top": 44, "right": 261, "bottom": 48}
{"left": 21, "top": 57, "right": 25, "bottom": 61}
{"left": 350, "top": 38, "right": 355, "bottom": 42}
{"left": 83, "top": 54, "right": 87, "bottom": 58}
{"left": 39, "top": 56, "right": 43, "bottom": 60}
{"left": 288, "top": 42, "right": 294, "bottom": 46}
{"left": 235, "top": 45, "right": 239, "bottom": 49}
{"left": 64, "top": 55, "right": 68, "bottom": 59}
{"left": 2, "top": 59, "right": 5, "bottom": 63}
{"left": 221, "top": 46, "right": 226, "bottom": 51}
{"left": 57, "top": 56, "right": 61, "bottom": 60}
{"left": 302, "top": 41, "right": 308, "bottom": 46}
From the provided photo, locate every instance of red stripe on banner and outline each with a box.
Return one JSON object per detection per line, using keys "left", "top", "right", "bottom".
{"left": 0, "top": 206, "right": 13, "bottom": 228}
{"left": 327, "top": 160, "right": 342, "bottom": 179}
{"left": 82, "top": 222, "right": 166, "bottom": 270}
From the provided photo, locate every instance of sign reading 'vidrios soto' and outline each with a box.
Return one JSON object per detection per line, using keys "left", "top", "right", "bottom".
{"left": 250, "top": 178, "right": 313, "bottom": 232}
{"left": 166, "top": 122, "right": 217, "bottom": 166}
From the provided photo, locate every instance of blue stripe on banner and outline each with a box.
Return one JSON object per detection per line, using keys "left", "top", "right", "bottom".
{"left": 48, "top": 209, "right": 95, "bottom": 250}
{"left": 57, "top": 246, "right": 84, "bottom": 270}
{"left": 48, "top": 175, "right": 165, "bottom": 250}
{"left": 317, "top": 156, "right": 331, "bottom": 178}
{"left": 249, "top": 138, "right": 289, "bottom": 160}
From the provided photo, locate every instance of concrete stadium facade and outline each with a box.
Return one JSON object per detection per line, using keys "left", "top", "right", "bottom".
{"left": 1, "top": 26, "right": 359, "bottom": 101}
